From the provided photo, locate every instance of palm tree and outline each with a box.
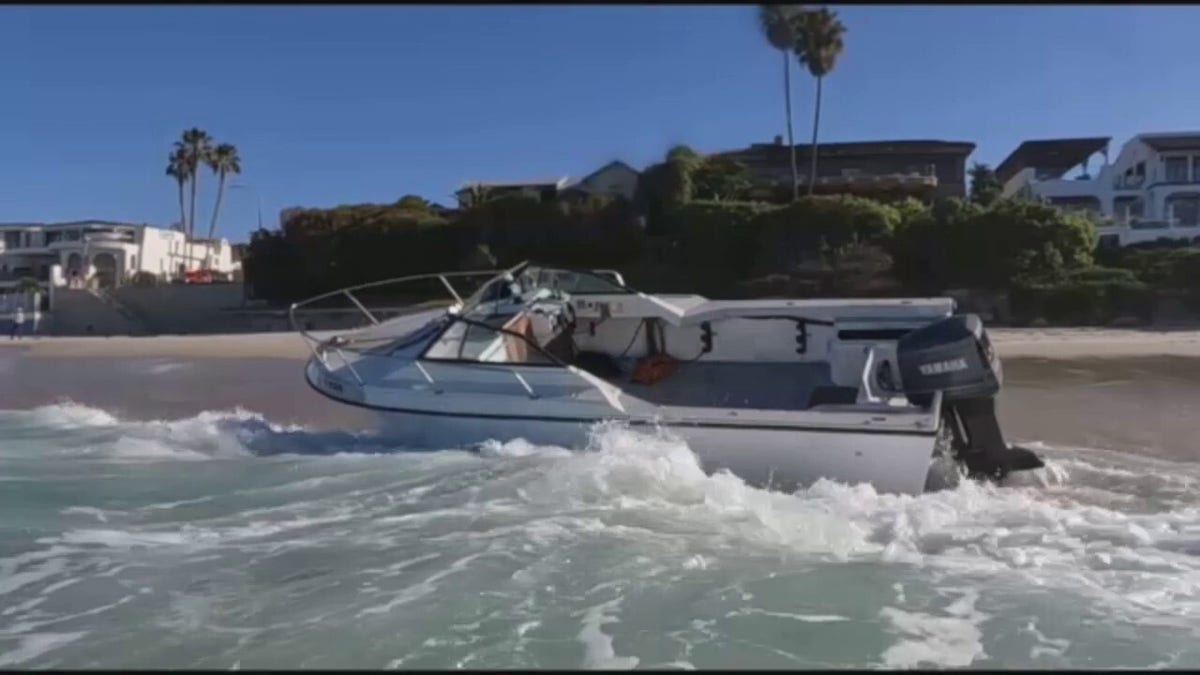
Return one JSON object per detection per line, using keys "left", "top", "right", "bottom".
{"left": 758, "top": 4, "right": 805, "bottom": 202}
{"left": 175, "top": 128, "right": 213, "bottom": 272}
{"left": 178, "top": 128, "right": 214, "bottom": 240}
{"left": 165, "top": 148, "right": 189, "bottom": 232}
{"left": 794, "top": 7, "right": 846, "bottom": 196}
{"left": 205, "top": 143, "right": 242, "bottom": 243}
{"left": 968, "top": 162, "right": 1001, "bottom": 206}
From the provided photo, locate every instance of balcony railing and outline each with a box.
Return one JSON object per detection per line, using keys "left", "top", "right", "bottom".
{"left": 1096, "top": 219, "right": 1200, "bottom": 231}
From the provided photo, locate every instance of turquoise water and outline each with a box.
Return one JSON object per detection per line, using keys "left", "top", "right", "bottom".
{"left": 1, "top": 402, "right": 1199, "bottom": 669}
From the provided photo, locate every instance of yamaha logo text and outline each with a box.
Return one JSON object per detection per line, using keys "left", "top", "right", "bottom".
{"left": 918, "top": 357, "right": 969, "bottom": 376}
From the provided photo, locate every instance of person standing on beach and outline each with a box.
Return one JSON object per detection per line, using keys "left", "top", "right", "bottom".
{"left": 11, "top": 306, "right": 25, "bottom": 340}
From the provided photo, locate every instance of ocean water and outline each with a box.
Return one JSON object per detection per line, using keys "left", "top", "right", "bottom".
{"left": 1, "top": 402, "right": 1199, "bottom": 669}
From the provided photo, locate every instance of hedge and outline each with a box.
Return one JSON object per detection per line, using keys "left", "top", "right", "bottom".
{"left": 1009, "top": 279, "right": 1154, "bottom": 325}
{"left": 244, "top": 192, "right": 1111, "bottom": 309}
{"left": 890, "top": 198, "right": 1097, "bottom": 291}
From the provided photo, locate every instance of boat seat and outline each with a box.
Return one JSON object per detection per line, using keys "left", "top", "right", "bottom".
{"left": 502, "top": 314, "right": 537, "bottom": 362}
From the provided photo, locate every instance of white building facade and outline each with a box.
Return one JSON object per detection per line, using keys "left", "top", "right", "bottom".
{"left": 0, "top": 220, "right": 238, "bottom": 291}
{"left": 998, "top": 133, "right": 1200, "bottom": 247}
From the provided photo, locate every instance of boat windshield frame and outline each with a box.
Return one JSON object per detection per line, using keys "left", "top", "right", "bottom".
{"left": 454, "top": 262, "right": 633, "bottom": 318}
{"left": 290, "top": 261, "right": 633, "bottom": 378}
{"left": 418, "top": 263, "right": 633, "bottom": 368}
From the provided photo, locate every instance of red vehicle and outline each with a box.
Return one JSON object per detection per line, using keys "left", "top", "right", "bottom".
{"left": 182, "top": 269, "right": 213, "bottom": 284}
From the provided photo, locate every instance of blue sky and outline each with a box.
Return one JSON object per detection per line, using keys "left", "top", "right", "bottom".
{"left": 3, "top": 5, "right": 1197, "bottom": 242}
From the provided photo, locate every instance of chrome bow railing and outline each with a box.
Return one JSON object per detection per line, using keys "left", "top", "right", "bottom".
{"left": 289, "top": 269, "right": 507, "bottom": 382}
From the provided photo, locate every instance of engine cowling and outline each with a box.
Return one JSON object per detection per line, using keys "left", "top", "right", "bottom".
{"left": 896, "top": 314, "right": 1042, "bottom": 481}
{"left": 896, "top": 313, "right": 1001, "bottom": 403}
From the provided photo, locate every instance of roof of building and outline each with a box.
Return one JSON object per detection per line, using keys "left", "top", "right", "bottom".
{"left": 0, "top": 219, "right": 151, "bottom": 230}
{"left": 1138, "top": 132, "right": 1200, "bottom": 152}
{"left": 573, "top": 160, "right": 639, "bottom": 183}
{"left": 995, "top": 137, "right": 1110, "bottom": 183}
{"left": 560, "top": 160, "right": 641, "bottom": 193}
{"left": 455, "top": 177, "right": 571, "bottom": 193}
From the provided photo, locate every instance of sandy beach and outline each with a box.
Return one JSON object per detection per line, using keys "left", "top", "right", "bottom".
{"left": 4, "top": 326, "right": 1200, "bottom": 360}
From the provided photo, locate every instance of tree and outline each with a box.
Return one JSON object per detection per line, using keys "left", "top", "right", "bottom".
{"left": 177, "top": 128, "right": 214, "bottom": 241}
{"left": 396, "top": 194, "right": 434, "bottom": 212}
{"left": 968, "top": 162, "right": 1002, "bottom": 206}
{"left": 691, "top": 156, "right": 753, "bottom": 201}
{"left": 15, "top": 277, "right": 40, "bottom": 295}
{"left": 793, "top": 7, "right": 846, "bottom": 196}
{"left": 165, "top": 148, "right": 189, "bottom": 232}
{"left": 204, "top": 143, "right": 241, "bottom": 245}
{"left": 664, "top": 144, "right": 701, "bottom": 207}
{"left": 758, "top": 4, "right": 805, "bottom": 202}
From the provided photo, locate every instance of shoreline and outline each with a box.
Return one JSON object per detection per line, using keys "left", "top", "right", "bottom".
{"left": 3, "top": 327, "right": 1200, "bottom": 360}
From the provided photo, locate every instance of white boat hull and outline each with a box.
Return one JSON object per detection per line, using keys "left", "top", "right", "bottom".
{"left": 290, "top": 264, "right": 1043, "bottom": 496}
{"left": 373, "top": 408, "right": 939, "bottom": 496}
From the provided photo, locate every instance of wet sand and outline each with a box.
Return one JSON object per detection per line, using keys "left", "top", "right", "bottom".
{"left": 2, "top": 334, "right": 1199, "bottom": 463}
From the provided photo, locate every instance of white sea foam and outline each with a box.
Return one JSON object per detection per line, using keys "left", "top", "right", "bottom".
{"left": 578, "top": 597, "right": 639, "bottom": 670}
{"left": 1, "top": 403, "right": 1198, "bottom": 668}
{"left": 879, "top": 589, "right": 987, "bottom": 669}
{"left": 0, "top": 631, "right": 87, "bottom": 667}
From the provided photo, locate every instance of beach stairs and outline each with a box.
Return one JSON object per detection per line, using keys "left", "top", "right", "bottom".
{"left": 45, "top": 288, "right": 149, "bottom": 336}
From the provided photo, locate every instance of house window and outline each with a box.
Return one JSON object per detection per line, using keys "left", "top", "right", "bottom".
{"left": 1167, "top": 193, "right": 1200, "bottom": 227}
{"left": 3, "top": 232, "right": 20, "bottom": 249}
{"left": 65, "top": 230, "right": 81, "bottom": 242}
{"left": 1193, "top": 156, "right": 1200, "bottom": 183}
{"left": 1113, "top": 196, "right": 1144, "bottom": 224}
{"left": 1165, "top": 156, "right": 1189, "bottom": 183}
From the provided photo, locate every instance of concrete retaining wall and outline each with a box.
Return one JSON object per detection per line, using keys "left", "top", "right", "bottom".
{"left": 46, "top": 289, "right": 143, "bottom": 336}
{"left": 111, "top": 283, "right": 247, "bottom": 334}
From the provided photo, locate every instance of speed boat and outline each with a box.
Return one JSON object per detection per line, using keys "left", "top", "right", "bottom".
{"left": 291, "top": 262, "right": 1043, "bottom": 495}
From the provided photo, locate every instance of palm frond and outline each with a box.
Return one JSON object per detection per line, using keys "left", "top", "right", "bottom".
{"left": 758, "top": 4, "right": 804, "bottom": 51}
{"left": 794, "top": 7, "right": 846, "bottom": 78}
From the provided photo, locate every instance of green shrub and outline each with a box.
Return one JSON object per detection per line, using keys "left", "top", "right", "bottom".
{"left": 1102, "top": 246, "right": 1200, "bottom": 290}
{"left": 966, "top": 199, "right": 1097, "bottom": 287}
{"left": 753, "top": 195, "right": 900, "bottom": 276}
{"left": 1010, "top": 279, "right": 1154, "bottom": 325}
{"left": 890, "top": 197, "right": 1096, "bottom": 291}
{"left": 888, "top": 197, "right": 980, "bottom": 292}
{"left": 668, "top": 200, "right": 775, "bottom": 296}
{"left": 1064, "top": 266, "right": 1139, "bottom": 284}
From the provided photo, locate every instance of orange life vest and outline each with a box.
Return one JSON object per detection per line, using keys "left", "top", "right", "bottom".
{"left": 631, "top": 353, "right": 676, "bottom": 385}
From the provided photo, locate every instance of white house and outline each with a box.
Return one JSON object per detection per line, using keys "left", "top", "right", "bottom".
{"left": 453, "top": 160, "right": 642, "bottom": 208}
{"left": 0, "top": 220, "right": 239, "bottom": 291}
{"left": 560, "top": 160, "right": 641, "bottom": 202}
{"left": 454, "top": 177, "right": 572, "bottom": 207}
{"left": 998, "top": 133, "right": 1200, "bottom": 247}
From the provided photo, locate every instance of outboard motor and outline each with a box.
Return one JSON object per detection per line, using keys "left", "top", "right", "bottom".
{"left": 896, "top": 314, "right": 1043, "bottom": 481}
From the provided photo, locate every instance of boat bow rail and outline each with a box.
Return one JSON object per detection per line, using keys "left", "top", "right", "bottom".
{"left": 289, "top": 268, "right": 508, "bottom": 382}
{"left": 289, "top": 263, "right": 625, "bottom": 396}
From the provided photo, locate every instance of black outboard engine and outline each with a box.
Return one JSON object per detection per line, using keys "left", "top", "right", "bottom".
{"left": 896, "top": 314, "right": 1043, "bottom": 481}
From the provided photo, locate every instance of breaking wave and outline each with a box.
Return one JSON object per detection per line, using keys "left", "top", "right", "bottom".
{"left": 1, "top": 402, "right": 1198, "bottom": 669}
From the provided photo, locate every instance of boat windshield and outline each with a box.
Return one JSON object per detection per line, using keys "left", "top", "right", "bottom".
{"left": 455, "top": 263, "right": 629, "bottom": 319}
